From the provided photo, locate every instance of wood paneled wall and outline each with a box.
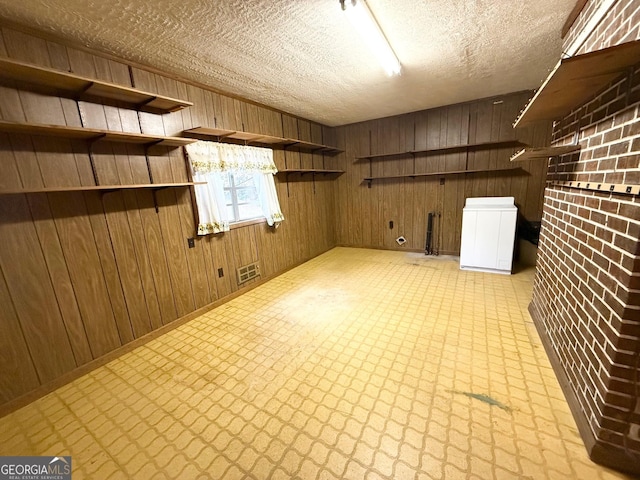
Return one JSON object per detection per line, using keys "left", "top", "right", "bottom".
{"left": 0, "top": 27, "right": 338, "bottom": 408}
{"left": 332, "top": 92, "right": 552, "bottom": 254}
{"left": 0, "top": 27, "right": 554, "bottom": 411}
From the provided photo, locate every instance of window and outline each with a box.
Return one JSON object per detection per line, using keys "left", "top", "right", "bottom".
{"left": 222, "top": 171, "right": 263, "bottom": 223}
{"left": 185, "top": 141, "right": 284, "bottom": 235}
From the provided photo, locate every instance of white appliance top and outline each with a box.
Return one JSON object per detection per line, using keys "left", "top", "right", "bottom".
{"left": 464, "top": 196, "right": 516, "bottom": 208}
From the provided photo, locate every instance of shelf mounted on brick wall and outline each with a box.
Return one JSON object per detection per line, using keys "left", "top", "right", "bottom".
{"left": 513, "top": 40, "right": 640, "bottom": 128}
{"left": 510, "top": 144, "right": 581, "bottom": 162}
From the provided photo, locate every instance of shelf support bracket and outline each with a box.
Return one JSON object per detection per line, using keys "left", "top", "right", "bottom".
{"left": 136, "top": 96, "right": 157, "bottom": 110}
{"left": 78, "top": 81, "right": 96, "bottom": 97}
{"left": 215, "top": 132, "right": 236, "bottom": 141}
{"left": 86, "top": 134, "right": 108, "bottom": 187}
{"left": 88, "top": 133, "right": 108, "bottom": 146}
{"left": 151, "top": 186, "right": 171, "bottom": 213}
{"left": 572, "top": 129, "right": 580, "bottom": 146}
{"left": 98, "top": 188, "right": 119, "bottom": 200}
{"left": 283, "top": 141, "right": 299, "bottom": 150}
{"left": 625, "top": 67, "right": 634, "bottom": 106}
{"left": 145, "top": 139, "right": 165, "bottom": 149}
{"left": 88, "top": 150, "right": 100, "bottom": 187}
{"left": 144, "top": 142, "right": 165, "bottom": 185}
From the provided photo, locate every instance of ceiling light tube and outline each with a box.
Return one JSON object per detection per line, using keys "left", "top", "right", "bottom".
{"left": 341, "top": 0, "right": 401, "bottom": 76}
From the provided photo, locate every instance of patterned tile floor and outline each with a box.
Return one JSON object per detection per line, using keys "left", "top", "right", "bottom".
{"left": 0, "top": 247, "right": 632, "bottom": 479}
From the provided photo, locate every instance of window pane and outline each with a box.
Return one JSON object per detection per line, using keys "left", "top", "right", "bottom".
{"left": 226, "top": 171, "right": 264, "bottom": 223}
{"left": 238, "top": 203, "right": 263, "bottom": 220}
{"left": 225, "top": 204, "right": 235, "bottom": 221}
{"left": 234, "top": 172, "right": 254, "bottom": 186}
{"left": 236, "top": 187, "right": 258, "bottom": 203}
{"left": 222, "top": 172, "right": 232, "bottom": 188}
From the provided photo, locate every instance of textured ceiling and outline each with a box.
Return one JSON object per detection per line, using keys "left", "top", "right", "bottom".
{"left": 0, "top": 0, "right": 576, "bottom": 126}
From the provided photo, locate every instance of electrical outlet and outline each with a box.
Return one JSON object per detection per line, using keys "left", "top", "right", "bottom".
{"left": 218, "top": 268, "right": 224, "bottom": 278}
{"left": 187, "top": 237, "right": 195, "bottom": 248}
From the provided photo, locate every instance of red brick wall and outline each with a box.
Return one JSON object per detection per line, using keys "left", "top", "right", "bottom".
{"left": 563, "top": 0, "right": 640, "bottom": 54}
{"left": 530, "top": 0, "right": 640, "bottom": 473}
{"left": 563, "top": 0, "right": 607, "bottom": 50}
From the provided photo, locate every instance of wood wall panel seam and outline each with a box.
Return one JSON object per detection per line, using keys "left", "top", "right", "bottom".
{"left": 0, "top": 248, "right": 330, "bottom": 417}
{"left": 0, "top": 195, "right": 77, "bottom": 382}
{"left": 26, "top": 193, "right": 93, "bottom": 366}
{"left": 334, "top": 92, "right": 549, "bottom": 252}
{"left": 0, "top": 267, "right": 41, "bottom": 401}
{"left": 0, "top": 27, "right": 548, "bottom": 411}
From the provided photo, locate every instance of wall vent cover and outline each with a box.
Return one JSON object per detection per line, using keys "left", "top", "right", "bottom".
{"left": 237, "top": 262, "right": 260, "bottom": 284}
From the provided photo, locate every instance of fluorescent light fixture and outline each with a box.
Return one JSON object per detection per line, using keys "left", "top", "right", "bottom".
{"left": 341, "top": 0, "right": 401, "bottom": 76}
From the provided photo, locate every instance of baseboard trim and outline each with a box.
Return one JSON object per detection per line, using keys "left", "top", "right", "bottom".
{"left": 528, "top": 302, "right": 598, "bottom": 453}
{"left": 336, "top": 243, "right": 458, "bottom": 257}
{"left": 0, "top": 250, "right": 328, "bottom": 418}
{"left": 528, "top": 302, "right": 640, "bottom": 475}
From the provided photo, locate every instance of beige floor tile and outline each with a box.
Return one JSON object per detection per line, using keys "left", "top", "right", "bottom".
{"left": 0, "top": 247, "right": 634, "bottom": 479}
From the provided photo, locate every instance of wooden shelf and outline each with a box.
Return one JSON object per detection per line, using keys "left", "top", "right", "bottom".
{"left": 278, "top": 169, "right": 344, "bottom": 175}
{"left": 183, "top": 127, "right": 343, "bottom": 154}
{"left": 354, "top": 140, "right": 526, "bottom": 160}
{"left": 0, "top": 182, "right": 204, "bottom": 195}
{"left": 0, "top": 120, "right": 196, "bottom": 147}
{"left": 363, "top": 167, "right": 523, "bottom": 185}
{"left": 550, "top": 180, "right": 640, "bottom": 196}
{"left": 514, "top": 40, "right": 640, "bottom": 127}
{"left": 0, "top": 57, "right": 193, "bottom": 114}
{"left": 510, "top": 144, "right": 581, "bottom": 162}
{"left": 281, "top": 139, "right": 342, "bottom": 154}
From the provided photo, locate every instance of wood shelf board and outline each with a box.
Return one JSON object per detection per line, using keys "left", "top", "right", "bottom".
{"left": 355, "top": 140, "right": 527, "bottom": 160}
{"left": 278, "top": 169, "right": 344, "bottom": 174}
{"left": 0, "top": 57, "right": 193, "bottom": 113}
{"left": 0, "top": 182, "right": 204, "bottom": 195}
{"left": 364, "top": 167, "right": 523, "bottom": 181}
{"left": 514, "top": 40, "right": 640, "bottom": 127}
{"left": 232, "top": 131, "right": 272, "bottom": 142}
{"left": 0, "top": 57, "right": 89, "bottom": 91}
{"left": 510, "top": 144, "right": 581, "bottom": 162}
{"left": 183, "top": 126, "right": 236, "bottom": 138}
{"left": 254, "top": 136, "right": 289, "bottom": 145}
{"left": 182, "top": 127, "right": 342, "bottom": 154}
{"left": 184, "top": 127, "right": 285, "bottom": 143}
{"left": 283, "top": 139, "right": 343, "bottom": 153}
{"left": 101, "top": 131, "right": 196, "bottom": 147}
{"left": 83, "top": 82, "right": 155, "bottom": 105}
{"left": 0, "top": 120, "right": 196, "bottom": 147}
{"left": 550, "top": 180, "right": 640, "bottom": 196}
{"left": 184, "top": 127, "right": 280, "bottom": 144}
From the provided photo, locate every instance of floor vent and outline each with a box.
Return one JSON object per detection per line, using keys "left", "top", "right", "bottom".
{"left": 237, "top": 262, "right": 260, "bottom": 285}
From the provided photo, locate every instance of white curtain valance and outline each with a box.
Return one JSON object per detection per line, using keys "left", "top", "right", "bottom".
{"left": 186, "top": 141, "right": 277, "bottom": 174}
